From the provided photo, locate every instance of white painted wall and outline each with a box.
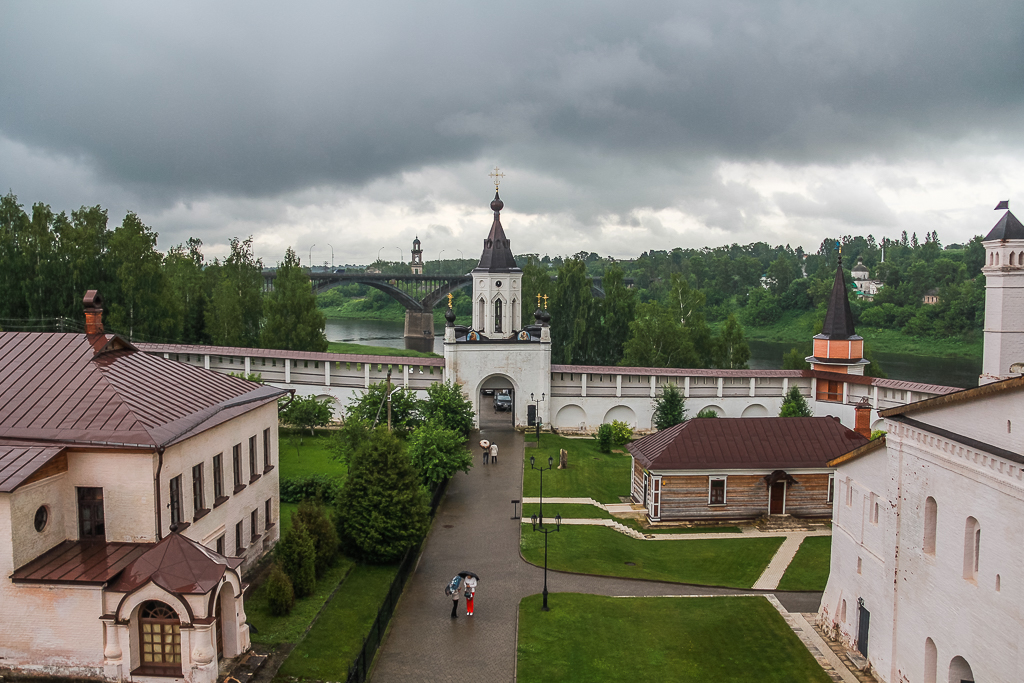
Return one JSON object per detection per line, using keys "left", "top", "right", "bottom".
{"left": 981, "top": 237, "right": 1024, "bottom": 384}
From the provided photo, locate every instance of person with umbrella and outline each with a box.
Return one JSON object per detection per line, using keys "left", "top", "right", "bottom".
{"left": 479, "top": 439, "right": 490, "bottom": 466}
{"left": 460, "top": 571, "right": 480, "bottom": 616}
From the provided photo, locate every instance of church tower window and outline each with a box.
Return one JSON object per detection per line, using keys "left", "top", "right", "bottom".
{"left": 494, "top": 299, "right": 503, "bottom": 333}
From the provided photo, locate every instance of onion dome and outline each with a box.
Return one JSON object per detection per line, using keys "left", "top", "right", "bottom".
{"left": 445, "top": 308, "right": 456, "bottom": 327}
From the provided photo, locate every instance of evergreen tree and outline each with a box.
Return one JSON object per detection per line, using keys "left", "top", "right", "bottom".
{"left": 592, "top": 264, "right": 637, "bottom": 365}
{"left": 520, "top": 259, "right": 551, "bottom": 326}
{"left": 335, "top": 426, "right": 429, "bottom": 563}
{"left": 265, "top": 563, "right": 295, "bottom": 616}
{"left": 106, "top": 212, "right": 179, "bottom": 341}
{"left": 261, "top": 247, "right": 328, "bottom": 351}
{"left": 293, "top": 501, "right": 338, "bottom": 577}
{"left": 206, "top": 236, "right": 263, "bottom": 347}
{"left": 549, "top": 258, "right": 594, "bottom": 364}
{"left": 782, "top": 347, "right": 810, "bottom": 370}
{"left": 165, "top": 238, "right": 210, "bottom": 344}
{"left": 407, "top": 420, "right": 473, "bottom": 484}
{"left": 275, "top": 519, "right": 317, "bottom": 597}
{"left": 421, "top": 380, "right": 475, "bottom": 437}
{"left": 779, "top": 386, "right": 813, "bottom": 417}
{"left": 652, "top": 383, "right": 686, "bottom": 430}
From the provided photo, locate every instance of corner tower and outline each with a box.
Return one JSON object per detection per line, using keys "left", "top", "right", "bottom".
{"left": 471, "top": 190, "right": 522, "bottom": 336}
{"left": 410, "top": 236, "right": 423, "bottom": 275}
{"left": 980, "top": 202, "right": 1024, "bottom": 384}
{"left": 806, "top": 256, "right": 870, "bottom": 376}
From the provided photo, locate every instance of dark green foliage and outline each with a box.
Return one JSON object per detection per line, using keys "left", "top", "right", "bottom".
{"left": 407, "top": 420, "right": 473, "bottom": 484}
{"left": 276, "top": 520, "right": 317, "bottom": 598}
{"left": 594, "top": 423, "right": 614, "bottom": 453}
{"left": 331, "top": 417, "right": 373, "bottom": 467}
{"left": 713, "top": 313, "right": 750, "bottom": 369}
{"left": 280, "top": 395, "right": 334, "bottom": 437}
{"left": 591, "top": 265, "right": 637, "bottom": 365}
{"left": 335, "top": 426, "right": 429, "bottom": 563}
{"left": 206, "top": 236, "right": 263, "bottom": 347}
{"left": 294, "top": 501, "right": 339, "bottom": 577}
{"left": 265, "top": 562, "right": 295, "bottom": 616}
{"left": 744, "top": 288, "right": 782, "bottom": 326}
{"left": 549, "top": 259, "right": 595, "bottom": 364}
{"left": 695, "top": 408, "right": 720, "bottom": 418}
{"left": 782, "top": 347, "right": 810, "bottom": 370}
{"left": 609, "top": 420, "right": 633, "bottom": 445}
{"left": 345, "top": 380, "right": 421, "bottom": 436}
{"left": 261, "top": 247, "right": 328, "bottom": 352}
{"left": 652, "top": 383, "right": 686, "bottom": 431}
{"left": 106, "top": 212, "right": 179, "bottom": 342}
{"left": 279, "top": 475, "right": 344, "bottom": 506}
{"left": 420, "top": 380, "right": 474, "bottom": 437}
{"left": 165, "top": 238, "right": 210, "bottom": 344}
{"left": 863, "top": 344, "right": 887, "bottom": 378}
{"left": 621, "top": 301, "right": 701, "bottom": 368}
{"left": 520, "top": 259, "right": 552, "bottom": 326}
{"left": 779, "top": 386, "right": 813, "bottom": 417}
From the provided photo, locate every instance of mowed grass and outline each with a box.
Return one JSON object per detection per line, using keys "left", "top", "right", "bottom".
{"left": 618, "top": 518, "right": 742, "bottom": 535}
{"left": 522, "top": 434, "right": 631, "bottom": 504}
{"left": 777, "top": 535, "right": 832, "bottom": 591}
{"left": 517, "top": 594, "right": 831, "bottom": 683}
{"left": 277, "top": 564, "right": 398, "bottom": 680}
{"left": 520, "top": 525, "right": 783, "bottom": 589}
{"left": 521, "top": 503, "right": 611, "bottom": 519}
{"left": 278, "top": 430, "right": 347, "bottom": 480}
{"left": 246, "top": 559, "right": 354, "bottom": 646}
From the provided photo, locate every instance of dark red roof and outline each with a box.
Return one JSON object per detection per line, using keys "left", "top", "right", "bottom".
{"left": 137, "top": 342, "right": 444, "bottom": 366}
{"left": 0, "top": 332, "right": 285, "bottom": 448}
{"left": 110, "top": 532, "right": 242, "bottom": 595}
{"left": 629, "top": 417, "right": 869, "bottom": 470}
{"left": 11, "top": 540, "right": 150, "bottom": 585}
{"left": 0, "top": 445, "right": 64, "bottom": 492}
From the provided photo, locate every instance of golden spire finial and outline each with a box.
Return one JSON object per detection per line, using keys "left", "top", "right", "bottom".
{"left": 542, "top": 294, "right": 549, "bottom": 310}
{"left": 536, "top": 292, "right": 542, "bottom": 308}
{"left": 488, "top": 166, "right": 505, "bottom": 190}
{"left": 447, "top": 292, "right": 453, "bottom": 309}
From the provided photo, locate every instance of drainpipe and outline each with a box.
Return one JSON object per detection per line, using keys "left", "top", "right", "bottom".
{"left": 154, "top": 446, "right": 166, "bottom": 541}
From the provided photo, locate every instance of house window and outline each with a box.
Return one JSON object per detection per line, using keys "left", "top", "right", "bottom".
{"left": 923, "top": 497, "right": 937, "bottom": 555}
{"left": 816, "top": 380, "right": 843, "bottom": 403}
{"left": 827, "top": 474, "right": 835, "bottom": 504}
{"left": 263, "top": 428, "right": 272, "bottom": 470}
{"left": 192, "top": 464, "right": 205, "bottom": 515}
{"left": 213, "top": 454, "right": 224, "bottom": 500}
{"left": 169, "top": 475, "right": 183, "bottom": 527}
{"left": 215, "top": 535, "right": 225, "bottom": 555}
{"left": 34, "top": 505, "right": 49, "bottom": 532}
{"left": 708, "top": 477, "right": 726, "bottom": 505}
{"left": 139, "top": 601, "right": 181, "bottom": 672}
{"left": 265, "top": 498, "right": 273, "bottom": 527}
{"left": 233, "top": 444, "right": 243, "bottom": 490}
{"left": 249, "top": 435, "right": 258, "bottom": 481}
{"left": 251, "top": 509, "right": 259, "bottom": 542}
{"left": 236, "top": 520, "right": 245, "bottom": 553}
{"left": 78, "top": 487, "right": 105, "bottom": 539}
{"left": 963, "top": 516, "right": 980, "bottom": 581}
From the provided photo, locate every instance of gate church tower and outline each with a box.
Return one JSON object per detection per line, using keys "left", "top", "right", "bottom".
{"left": 980, "top": 203, "right": 1024, "bottom": 384}
{"left": 471, "top": 191, "right": 523, "bottom": 335}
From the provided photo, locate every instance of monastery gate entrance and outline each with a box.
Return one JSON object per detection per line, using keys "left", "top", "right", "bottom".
{"left": 478, "top": 374, "right": 515, "bottom": 429}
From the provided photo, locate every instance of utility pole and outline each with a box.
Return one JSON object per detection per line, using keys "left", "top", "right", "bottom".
{"left": 386, "top": 368, "right": 393, "bottom": 432}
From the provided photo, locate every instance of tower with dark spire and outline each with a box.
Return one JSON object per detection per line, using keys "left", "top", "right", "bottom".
{"left": 806, "top": 254, "right": 869, "bottom": 381}
{"left": 471, "top": 190, "right": 522, "bottom": 336}
{"left": 410, "top": 236, "right": 423, "bottom": 274}
{"left": 980, "top": 200, "right": 1024, "bottom": 384}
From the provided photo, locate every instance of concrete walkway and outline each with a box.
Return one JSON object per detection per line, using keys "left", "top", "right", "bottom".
{"left": 369, "top": 423, "right": 824, "bottom": 682}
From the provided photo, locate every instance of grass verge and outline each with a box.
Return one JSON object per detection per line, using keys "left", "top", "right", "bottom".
{"left": 522, "top": 434, "right": 631, "bottom": 504}
{"left": 246, "top": 559, "right": 354, "bottom": 646}
{"left": 776, "top": 535, "right": 832, "bottom": 591}
{"left": 517, "top": 594, "right": 831, "bottom": 683}
{"left": 520, "top": 524, "right": 782, "bottom": 589}
{"left": 277, "top": 564, "right": 399, "bottom": 680}
{"left": 278, "top": 430, "right": 347, "bottom": 480}
{"left": 521, "top": 503, "right": 610, "bottom": 519}
{"left": 618, "top": 518, "right": 742, "bottom": 535}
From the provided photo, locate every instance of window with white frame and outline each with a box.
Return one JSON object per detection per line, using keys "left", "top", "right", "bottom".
{"left": 827, "top": 474, "right": 835, "bottom": 504}
{"left": 708, "top": 476, "right": 726, "bottom": 505}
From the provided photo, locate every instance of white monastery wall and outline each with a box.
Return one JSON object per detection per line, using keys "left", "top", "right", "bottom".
{"left": 9, "top": 473, "right": 72, "bottom": 570}
{"left": 443, "top": 341, "right": 552, "bottom": 428}
{"left": 65, "top": 450, "right": 157, "bottom": 544}
{"left": 909, "top": 399, "right": 1023, "bottom": 455}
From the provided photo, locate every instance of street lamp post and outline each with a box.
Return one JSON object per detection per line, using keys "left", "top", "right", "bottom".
{"left": 309, "top": 244, "right": 316, "bottom": 267}
{"left": 530, "top": 454, "right": 560, "bottom": 611}
{"left": 327, "top": 243, "right": 334, "bottom": 269}
{"left": 530, "top": 392, "right": 546, "bottom": 446}
{"left": 395, "top": 246, "right": 403, "bottom": 264}
{"left": 377, "top": 247, "right": 385, "bottom": 264}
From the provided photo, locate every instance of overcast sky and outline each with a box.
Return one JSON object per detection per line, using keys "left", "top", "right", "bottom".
{"left": 2, "top": 1, "right": 1023, "bottom": 266}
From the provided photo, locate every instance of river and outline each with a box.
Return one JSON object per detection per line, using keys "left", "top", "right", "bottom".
{"left": 325, "top": 318, "right": 982, "bottom": 389}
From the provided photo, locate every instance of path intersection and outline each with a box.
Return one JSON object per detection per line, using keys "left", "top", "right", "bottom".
{"left": 369, "top": 420, "right": 825, "bottom": 682}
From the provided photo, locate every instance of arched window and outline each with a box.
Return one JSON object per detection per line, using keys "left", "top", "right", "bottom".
{"left": 478, "top": 298, "right": 485, "bottom": 329}
{"left": 923, "top": 496, "right": 937, "bottom": 555}
{"left": 1012, "top": 251, "right": 1017, "bottom": 266}
{"left": 948, "top": 655, "right": 974, "bottom": 683}
{"left": 139, "top": 601, "right": 181, "bottom": 673}
{"left": 840, "top": 599, "right": 847, "bottom": 622}
{"left": 511, "top": 298, "right": 518, "bottom": 330}
{"left": 963, "top": 517, "right": 980, "bottom": 581}
{"left": 995, "top": 252, "right": 1000, "bottom": 265}
{"left": 493, "top": 298, "right": 503, "bottom": 332}
{"left": 924, "top": 638, "right": 937, "bottom": 683}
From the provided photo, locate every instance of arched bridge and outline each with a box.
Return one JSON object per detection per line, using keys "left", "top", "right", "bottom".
{"left": 263, "top": 271, "right": 471, "bottom": 352}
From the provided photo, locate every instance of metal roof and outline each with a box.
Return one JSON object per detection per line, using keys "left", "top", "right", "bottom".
{"left": 0, "top": 445, "right": 65, "bottom": 492}
{"left": 110, "top": 532, "right": 242, "bottom": 595}
{"left": 819, "top": 259, "right": 857, "bottom": 340}
{"left": 629, "top": 417, "right": 869, "bottom": 470}
{"left": 984, "top": 210, "right": 1024, "bottom": 241}
{"left": 0, "top": 332, "right": 286, "bottom": 449}
{"left": 473, "top": 191, "right": 520, "bottom": 273}
{"left": 136, "top": 342, "right": 445, "bottom": 366}
{"left": 11, "top": 540, "right": 150, "bottom": 585}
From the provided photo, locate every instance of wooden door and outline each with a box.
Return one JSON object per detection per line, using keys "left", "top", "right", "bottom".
{"left": 769, "top": 481, "right": 786, "bottom": 514}
{"left": 642, "top": 472, "right": 649, "bottom": 506}
{"left": 648, "top": 476, "right": 662, "bottom": 521}
{"left": 215, "top": 596, "right": 224, "bottom": 657}
{"left": 857, "top": 605, "right": 870, "bottom": 657}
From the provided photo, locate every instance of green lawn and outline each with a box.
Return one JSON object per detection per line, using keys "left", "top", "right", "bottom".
{"left": 618, "top": 518, "right": 742, "bottom": 535}
{"left": 776, "top": 535, "right": 832, "bottom": 591}
{"left": 521, "top": 503, "right": 610, "bottom": 519}
{"left": 278, "top": 430, "right": 347, "bottom": 481}
{"left": 246, "top": 559, "right": 354, "bottom": 645}
{"left": 280, "top": 502, "right": 298, "bottom": 537}
{"left": 522, "top": 435, "right": 631, "bottom": 504}
{"left": 520, "top": 525, "right": 783, "bottom": 589}
{"left": 277, "top": 564, "right": 398, "bottom": 680}
{"left": 517, "top": 594, "right": 831, "bottom": 683}
{"left": 326, "top": 340, "right": 440, "bottom": 358}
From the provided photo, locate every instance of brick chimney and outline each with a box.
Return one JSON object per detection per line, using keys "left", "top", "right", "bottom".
{"left": 83, "top": 290, "right": 104, "bottom": 335}
{"left": 854, "top": 396, "right": 872, "bottom": 439}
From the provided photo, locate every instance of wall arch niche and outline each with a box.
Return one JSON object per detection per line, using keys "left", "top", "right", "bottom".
{"left": 924, "top": 637, "right": 937, "bottom": 683}
{"left": 923, "top": 497, "right": 937, "bottom": 555}
{"left": 741, "top": 404, "right": 768, "bottom": 417}
{"left": 700, "top": 404, "right": 725, "bottom": 417}
{"left": 604, "top": 405, "right": 637, "bottom": 427}
{"left": 555, "top": 404, "right": 587, "bottom": 430}
{"left": 948, "top": 655, "right": 974, "bottom": 683}
{"left": 962, "top": 517, "right": 980, "bottom": 581}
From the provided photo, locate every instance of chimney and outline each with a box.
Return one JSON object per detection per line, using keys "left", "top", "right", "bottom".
{"left": 83, "top": 290, "right": 104, "bottom": 335}
{"left": 854, "top": 396, "right": 872, "bottom": 439}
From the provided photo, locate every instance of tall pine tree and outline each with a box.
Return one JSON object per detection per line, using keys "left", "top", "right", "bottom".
{"left": 206, "top": 236, "right": 263, "bottom": 347}
{"left": 261, "top": 247, "right": 328, "bottom": 351}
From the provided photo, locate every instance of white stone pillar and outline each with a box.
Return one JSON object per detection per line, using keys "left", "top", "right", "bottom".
{"left": 749, "top": 377, "right": 756, "bottom": 397}
{"left": 581, "top": 373, "right": 587, "bottom": 397}
{"left": 782, "top": 377, "right": 789, "bottom": 396}
{"left": 245, "top": 357, "right": 251, "bottom": 375}
{"left": 842, "top": 382, "right": 848, "bottom": 404}
{"left": 683, "top": 376, "right": 690, "bottom": 398}
{"left": 717, "top": 377, "right": 723, "bottom": 398}
{"left": 403, "top": 364, "right": 409, "bottom": 389}
{"left": 872, "top": 384, "right": 879, "bottom": 409}
{"left": 190, "top": 623, "right": 218, "bottom": 683}
{"left": 285, "top": 360, "right": 291, "bottom": 383}
{"left": 204, "top": 354, "right": 210, "bottom": 370}
{"left": 325, "top": 361, "right": 331, "bottom": 386}
{"left": 102, "top": 619, "right": 124, "bottom": 681}
{"left": 163, "top": 352, "right": 169, "bottom": 359}
{"left": 650, "top": 375, "right": 656, "bottom": 398}
{"left": 364, "top": 363, "right": 371, "bottom": 388}
{"left": 616, "top": 375, "right": 622, "bottom": 397}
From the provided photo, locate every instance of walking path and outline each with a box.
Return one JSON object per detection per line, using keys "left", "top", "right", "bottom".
{"left": 369, "top": 422, "right": 825, "bottom": 682}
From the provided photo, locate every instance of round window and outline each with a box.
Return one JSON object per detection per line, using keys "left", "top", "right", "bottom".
{"left": 495, "top": 280, "right": 502, "bottom": 288}
{"left": 34, "top": 506, "right": 48, "bottom": 532}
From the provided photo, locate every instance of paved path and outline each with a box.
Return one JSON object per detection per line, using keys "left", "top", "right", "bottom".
{"left": 369, "top": 423, "right": 823, "bottom": 682}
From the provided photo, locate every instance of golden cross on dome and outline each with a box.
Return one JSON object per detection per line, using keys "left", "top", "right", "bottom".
{"left": 542, "top": 294, "right": 549, "bottom": 309}
{"left": 488, "top": 166, "right": 505, "bottom": 189}
{"left": 447, "top": 293, "right": 453, "bottom": 309}
{"left": 536, "top": 293, "right": 542, "bottom": 308}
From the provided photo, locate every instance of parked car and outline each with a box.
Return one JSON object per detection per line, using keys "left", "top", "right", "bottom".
{"left": 494, "top": 394, "right": 513, "bottom": 412}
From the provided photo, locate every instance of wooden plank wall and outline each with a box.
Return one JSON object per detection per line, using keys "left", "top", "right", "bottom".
{"left": 658, "top": 473, "right": 832, "bottom": 520}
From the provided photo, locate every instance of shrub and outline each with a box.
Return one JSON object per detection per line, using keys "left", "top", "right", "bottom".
{"left": 594, "top": 424, "right": 613, "bottom": 453}
{"left": 407, "top": 420, "right": 473, "bottom": 484}
{"left": 276, "top": 520, "right": 317, "bottom": 598}
{"left": 695, "top": 408, "right": 720, "bottom": 418}
{"left": 779, "top": 386, "right": 813, "bottom": 417}
{"left": 652, "top": 383, "right": 686, "bottom": 431}
{"left": 610, "top": 420, "right": 633, "bottom": 445}
{"left": 265, "top": 562, "right": 295, "bottom": 616}
{"left": 421, "top": 380, "right": 475, "bottom": 437}
{"left": 279, "top": 475, "right": 344, "bottom": 506}
{"left": 294, "top": 501, "right": 339, "bottom": 577}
